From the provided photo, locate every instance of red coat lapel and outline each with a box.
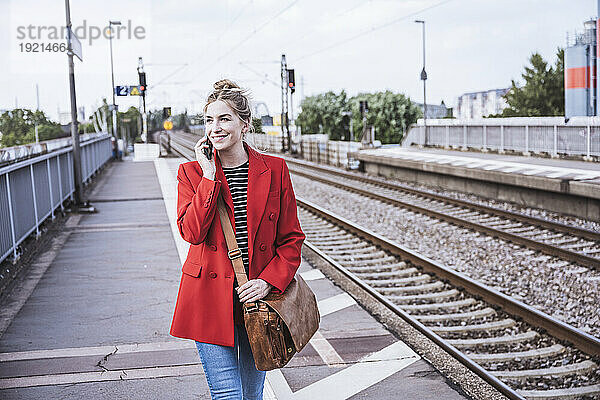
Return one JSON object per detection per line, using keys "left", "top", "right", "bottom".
{"left": 246, "top": 144, "right": 271, "bottom": 269}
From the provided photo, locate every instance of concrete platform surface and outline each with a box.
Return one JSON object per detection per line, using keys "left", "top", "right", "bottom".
{"left": 358, "top": 147, "right": 600, "bottom": 181}
{"left": 0, "top": 158, "right": 472, "bottom": 399}
{"left": 385, "top": 147, "right": 600, "bottom": 171}
{"left": 353, "top": 146, "right": 600, "bottom": 221}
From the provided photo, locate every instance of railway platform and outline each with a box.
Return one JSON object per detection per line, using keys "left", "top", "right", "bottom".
{"left": 351, "top": 146, "right": 600, "bottom": 221}
{"left": 0, "top": 157, "right": 499, "bottom": 399}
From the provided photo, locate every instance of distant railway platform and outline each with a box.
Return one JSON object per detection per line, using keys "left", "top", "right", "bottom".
{"left": 351, "top": 146, "right": 600, "bottom": 221}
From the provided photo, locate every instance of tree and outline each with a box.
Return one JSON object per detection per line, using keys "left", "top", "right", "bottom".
{"left": 296, "top": 90, "right": 349, "bottom": 140}
{"left": 173, "top": 110, "right": 191, "bottom": 132}
{"left": 251, "top": 117, "right": 263, "bottom": 134}
{"left": 0, "top": 109, "right": 63, "bottom": 147}
{"left": 296, "top": 90, "right": 421, "bottom": 144}
{"left": 350, "top": 91, "right": 421, "bottom": 144}
{"left": 118, "top": 106, "right": 142, "bottom": 141}
{"left": 502, "top": 48, "right": 565, "bottom": 117}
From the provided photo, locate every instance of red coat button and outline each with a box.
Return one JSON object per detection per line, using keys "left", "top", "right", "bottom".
{"left": 209, "top": 272, "right": 217, "bottom": 279}
{"left": 268, "top": 212, "right": 276, "bottom": 221}
{"left": 259, "top": 243, "right": 267, "bottom": 251}
{"left": 210, "top": 245, "right": 217, "bottom": 251}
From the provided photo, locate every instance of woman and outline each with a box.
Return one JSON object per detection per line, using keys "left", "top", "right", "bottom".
{"left": 170, "top": 79, "right": 305, "bottom": 400}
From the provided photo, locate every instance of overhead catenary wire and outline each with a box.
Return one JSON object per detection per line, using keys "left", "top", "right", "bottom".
{"left": 238, "top": 62, "right": 280, "bottom": 87}
{"left": 144, "top": 0, "right": 257, "bottom": 89}
{"left": 151, "top": 64, "right": 189, "bottom": 89}
{"left": 296, "top": 0, "right": 456, "bottom": 61}
{"left": 253, "top": 0, "right": 370, "bottom": 60}
{"left": 190, "top": 0, "right": 300, "bottom": 80}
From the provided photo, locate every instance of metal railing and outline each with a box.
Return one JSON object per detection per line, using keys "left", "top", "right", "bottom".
{"left": 0, "top": 132, "right": 109, "bottom": 165}
{"left": 0, "top": 134, "right": 112, "bottom": 263}
{"left": 403, "top": 117, "right": 600, "bottom": 158}
{"left": 246, "top": 133, "right": 362, "bottom": 168}
{"left": 299, "top": 135, "right": 362, "bottom": 167}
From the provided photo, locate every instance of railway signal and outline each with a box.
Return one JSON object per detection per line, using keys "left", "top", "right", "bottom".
{"left": 359, "top": 100, "right": 369, "bottom": 116}
{"left": 287, "top": 69, "right": 295, "bottom": 94}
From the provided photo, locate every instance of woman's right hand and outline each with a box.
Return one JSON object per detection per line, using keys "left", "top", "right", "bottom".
{"left": 194, "top": 136, "right": 216, "bottom": 180}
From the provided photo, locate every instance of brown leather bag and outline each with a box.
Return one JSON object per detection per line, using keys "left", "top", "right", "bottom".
{"left": 217, "top": 196, "right": 320, "bottom": 371}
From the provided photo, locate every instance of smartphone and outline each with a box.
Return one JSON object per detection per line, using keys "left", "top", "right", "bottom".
{"left": 203, "top": 139, "right": 213, "bottom": 160}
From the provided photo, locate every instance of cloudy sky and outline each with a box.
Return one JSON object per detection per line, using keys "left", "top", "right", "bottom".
{"left": 0, "top": 0, "right": 596, "bottom": 122}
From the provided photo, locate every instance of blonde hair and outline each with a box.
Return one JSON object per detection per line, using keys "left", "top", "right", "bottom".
{"left": 204, "top": 79, "right": 253, "bottom": 132}
{"left": 205, "top": 79, "right": 265, "bottom": 150}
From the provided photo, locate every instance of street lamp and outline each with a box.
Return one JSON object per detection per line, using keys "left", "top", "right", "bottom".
{"left": 108, "top": 20, "right": 121, "bottom": 139}
{"left": 65, "top": 0, "right": 84, "bottom": 206}
{"left": 415, "top": 19, "right": 427, "bottom": 146}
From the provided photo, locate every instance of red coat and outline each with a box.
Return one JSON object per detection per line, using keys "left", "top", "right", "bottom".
{"left": 170, "top": 144, "right": 305, "bottom": 346}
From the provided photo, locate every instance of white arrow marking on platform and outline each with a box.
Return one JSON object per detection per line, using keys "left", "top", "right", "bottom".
{"left": 317, "top": 293, "right": 356, "bottom": 316}
{"left": 267, "top": 340, "right": 420, "bottom": 400}
{"left": 299, "top": 269, "right": 325, "bottom": 281}
{"left": 309, "top": 330, "right": 344, "bottom": 366}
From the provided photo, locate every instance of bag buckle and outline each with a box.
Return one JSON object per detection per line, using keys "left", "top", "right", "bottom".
{"left": 245, "top": 303, "right": 259, "bottom": 312}
{"left": 228, "top": 248, "right": 242, "bottom": 260}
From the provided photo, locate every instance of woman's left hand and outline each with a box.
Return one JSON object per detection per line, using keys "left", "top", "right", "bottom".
{"left": 237, "top": 279, "right": 272, "bottom": 303}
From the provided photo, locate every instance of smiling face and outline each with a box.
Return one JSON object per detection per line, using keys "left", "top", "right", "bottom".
{"left": 205, "top": 100, "right": 248, "bottom": 152}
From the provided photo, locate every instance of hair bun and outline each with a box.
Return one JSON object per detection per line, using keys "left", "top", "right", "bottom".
{"left": 213, "top": 79, "right": 241, "bottom": 91}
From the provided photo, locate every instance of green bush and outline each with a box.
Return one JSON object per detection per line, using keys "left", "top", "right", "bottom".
{"left": 296, "top": 90, "right": 421, "bottom": 144}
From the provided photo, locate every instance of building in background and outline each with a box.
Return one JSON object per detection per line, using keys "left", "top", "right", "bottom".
{"left": 565, "top": 3, "right": 599, "bottom": 118}
{"left": 416, "top": 101, "right": 452, "bottom": 119}
{"left": 58, "top": 106, "right": 85, "bottom": 125}
{"left": 454, "top": 88, "right": 509, "bottom": 119}
{"left": 261, "top": 115, "right": 274, "bottom": 126}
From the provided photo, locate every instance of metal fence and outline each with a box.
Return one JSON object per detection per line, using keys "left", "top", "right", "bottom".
{"left": 403, "top": 117, "right": 600, "bottom": 158}
{"left": 0, "top": 134, "right": 112, "bottom": 263}
{"left": 0, "top": 132, "right": 109, "bottom": 165}
{"left": 246, "top": 133, "right": 286, "bottom": 153}
{"left": 246, "top": 133, "right": 362, "bottom": 168}
{"left": 299, "top": 135, "right": 362, "bottom": 167}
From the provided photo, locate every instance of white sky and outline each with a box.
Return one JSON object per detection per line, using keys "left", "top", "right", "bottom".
{"left": 0, "top": 0, "right": 596, "bottom": 122}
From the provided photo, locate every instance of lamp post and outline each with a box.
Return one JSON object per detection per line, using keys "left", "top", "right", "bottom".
{"left": 108, "top": 20, "right": 121, "bottom": 139}
{"left": 65, "top": 0, "right": 83, "bottom": 205}
{"left": 415, "top": 19, "right": 427, "bottom": 146}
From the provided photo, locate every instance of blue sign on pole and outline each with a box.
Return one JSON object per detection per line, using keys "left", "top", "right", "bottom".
{"left": 115, "top": 86, "right": 129, "bottom": 96}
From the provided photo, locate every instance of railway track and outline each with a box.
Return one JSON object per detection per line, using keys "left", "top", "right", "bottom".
{"left": 164, "top": 131, "right": 600, "bottom": 399}
{"left": 297, "top": 199, "right": 600, "bottom": 400}
{"left": 282, "top": 159, "right": 600, "bottom": 271}
{"left": 167, "top": 131, "right": 600, "bottom": 271}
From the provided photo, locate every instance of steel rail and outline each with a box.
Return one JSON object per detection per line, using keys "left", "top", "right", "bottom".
{"left": 301, "top": 239, "right": 525, "bottom": 400}
{"left": 285, "top": 162, "right": 600, "bottom": 270}
{"left": 297, "top": 197, "right": 600, "bottom": 358}
{"left": 284, "top": 157, "right": 600, "bottom": 242}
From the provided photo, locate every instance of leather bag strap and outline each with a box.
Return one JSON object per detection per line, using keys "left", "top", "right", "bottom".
{"left": 217, "top": 195, "right": 249, "bottom": 286}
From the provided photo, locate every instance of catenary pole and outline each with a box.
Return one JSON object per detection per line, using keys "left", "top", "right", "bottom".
{"left": 415, "top": 20, "right": 427, "bottom": 146}
{"left": 109, "top": 20, "right": 121, "bottom": 139}
{"left": 65, "top": 0, "right": 83, "bottom": 205}
{"left": 281, "top": 54, "right": 288, "bottom": 153}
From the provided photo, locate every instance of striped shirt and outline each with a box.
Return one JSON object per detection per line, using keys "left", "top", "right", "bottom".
{"left": 222, "top": 161, "right": 250, "bottom": 276}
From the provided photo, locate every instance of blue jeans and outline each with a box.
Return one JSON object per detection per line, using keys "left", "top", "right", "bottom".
{"left": 196, "top": 325, "right": 266, "bottom": 400}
